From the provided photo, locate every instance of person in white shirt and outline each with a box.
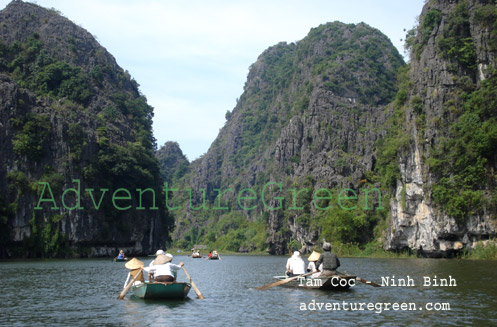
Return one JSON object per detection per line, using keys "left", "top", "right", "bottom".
{"left": 146, "top": 253, "right": 184, "bottom": 283}
{"left": 285, "top": 251, "right": 306, "bottom": 277}
{"left": 149, "top": 249, "right": 165, "bottom": 267}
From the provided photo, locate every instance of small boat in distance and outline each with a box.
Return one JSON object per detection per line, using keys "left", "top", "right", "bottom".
{"left": 191, "top": 249, "right": 202, "bottom": 258}
{"left": 132, "top": 282, "right": 191, "bottom": 300}
{"left": 272, "top": 274, "right": 357, "bottom": 291}
{"left": 207, "top": 250, "right": 220, "bottom": 260}
{"left": 114, "top": 249, "right": 127, "bottom": 262}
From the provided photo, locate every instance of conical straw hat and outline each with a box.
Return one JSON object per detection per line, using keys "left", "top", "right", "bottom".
{"left": 153, "top": 254, "right": 172, "bottom": 265}
{"left": 125, "top": 258, "right": 144, "bottom": 270}
{"left": 308, "top": 251, "right": 321, "bottom": 262}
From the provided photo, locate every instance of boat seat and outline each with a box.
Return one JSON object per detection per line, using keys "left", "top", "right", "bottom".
{"left": 150, "top": 282, "right": 177, "bottom": 285}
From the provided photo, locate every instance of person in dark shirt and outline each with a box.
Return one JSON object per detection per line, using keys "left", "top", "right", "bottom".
{"left": 316, "top": 242, "right": 340, "bottom": 276}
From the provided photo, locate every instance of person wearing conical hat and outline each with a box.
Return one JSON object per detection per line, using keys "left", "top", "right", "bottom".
{"left": 125, "top": 257, "right": 144, "bottom": 270}
{"left": 145, "top": 253, "right": 184, "bottom": 283}
{"left": 123, "top": 258, "right": 145, "bottom": 288}
{"left": 316, "top": 242, "right": 340, "bottom": 277}
{"left": 149, "top": 249, "right": 166, "bottom": 267}
{"left": 306, "top": 251, "right": 323, "bottom": 278}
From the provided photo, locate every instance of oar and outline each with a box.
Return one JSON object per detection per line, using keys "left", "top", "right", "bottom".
{"left": 256, "top": 271, "right": 314, "bottom": 290}
{"left": 182, "top": 266, "right": 204, "bottom": 299}
{"left": 117, "top": 268, "right": 143, "bottom": 300}
{"left": 337, "top": 271, "right": 381, "bottom": 287}
{"left": 356, "top": 276, "right": 381, "bottom": 287}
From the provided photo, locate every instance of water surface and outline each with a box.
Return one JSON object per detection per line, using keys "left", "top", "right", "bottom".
{"left": 1, "top": 256, "right": 496, "bottom": 326}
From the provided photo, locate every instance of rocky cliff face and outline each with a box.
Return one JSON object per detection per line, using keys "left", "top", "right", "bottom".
{"left": 385, "top": 0, "right": 497, "bottom": 256}
{"left": 165, "top": 0, "right": 497, "bottom": 256}
{"left": 0, "top": 1, "right": 171, "bottom": 258}
{"left": 156, "top": 141, "right": 189, "bottom": 185}
{"left": 169, "top": 22, "right": 404, "bottom": 254}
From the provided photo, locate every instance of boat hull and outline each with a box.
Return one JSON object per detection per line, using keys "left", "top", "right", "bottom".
{"left": 274, "top": 275, "right": 356, "bottom": 291}
{"left": 132, "top": 282, "right": 191, "bottom": 299}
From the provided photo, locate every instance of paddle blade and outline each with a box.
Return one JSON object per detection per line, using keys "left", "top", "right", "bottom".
{"left": 256, "top": 279, "right": 292, "bottom": 291}
{"left": 336, "top": 271, "right": 381, "bottom": 288}
{"left": 191, "top": 281, "right": 204, "bottom": 299}
{"left": 182, "top": 266, "right": 204, "bottom": 299}
{"left": 256, "top": 272, "right": 314, "bottom": 291}
{"left": 357, "top": 277, "right": 381, "bottom": 287}
{"left": 117, "top": 268, "right": 143, "bottom": 300}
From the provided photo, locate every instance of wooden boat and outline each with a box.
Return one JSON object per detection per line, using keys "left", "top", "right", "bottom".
{"left": 114, "top": 257, "right": 128, "bottom": 262}
{"left": 191, "top": 253, "right": 202, "bottom": 258}
{"left": 273, "top": 274, "right": 357, "bottom": 291}
{"left": 207, "top": 255, "right": 219, "bottom": 260}
{"left": 132, "top": 282, "right": 191, "bottom": 299}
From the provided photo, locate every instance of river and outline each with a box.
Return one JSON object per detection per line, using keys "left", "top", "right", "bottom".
{"left": 1, "top": 255, "right": 496, "bottom": 326}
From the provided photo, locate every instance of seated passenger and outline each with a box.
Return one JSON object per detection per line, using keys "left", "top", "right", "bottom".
{"left": 146, "top": 253, "right": 184, "bottom": 283}
{"left": 285, "top": 251, "right": 306, "bottom": 277}
{"left": 316, "top": 242, "right": 340, "bottom": 276}
{"left": 117, "top": 250, "right": 125, "bottom": 260}
{"left": 306, "top": 251, "right": 323, "bottom": 278}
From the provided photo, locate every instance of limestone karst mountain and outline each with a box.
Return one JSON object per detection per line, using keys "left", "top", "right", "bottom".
{"left": 0, "top": 0, "right": 172, "bottom": 258}
{"left": 160, "top": 0, "right": 497, "bottom": 256}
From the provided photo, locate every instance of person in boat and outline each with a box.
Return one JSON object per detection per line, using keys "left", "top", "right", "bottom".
{"left": 315, "top": 242, "right": 340, "bottom": 276}
{"left": 148, "top": 250, "right": 162, "bottom": 265}
{"left": 146, "top": 250, "right": 167, "bottom": 282}
{"left": 285, "top": 251, "right": 306, "bottom": 277}
{"left": 306, "top": 251, "right": 323, "bottom": 278}
{"left": 208, "top": 251, "right": 212, "bottom": 259}
{"left": 146, "top": 253, "right": 184, "bottom": 283}
{"left": 123, "top": 258, "right": 145, "bottom": 288}
{"left": 148, "top": 249, "right": 165, "bottom": 266}
{"left": 116, "top": 250, "right": 125, "bottom": 260}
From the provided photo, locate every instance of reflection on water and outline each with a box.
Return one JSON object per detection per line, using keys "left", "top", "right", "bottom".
{"left": 128, "top": 295, "right": 193, "bottom": 307}
{"left": 1, "top": 256, "right": 496, "bottom": 326}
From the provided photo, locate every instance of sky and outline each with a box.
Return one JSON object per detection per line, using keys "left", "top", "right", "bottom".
{"left": 0, "top": 0, "right": 425, "bottom": 161}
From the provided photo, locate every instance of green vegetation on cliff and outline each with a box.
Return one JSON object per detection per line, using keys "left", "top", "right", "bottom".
{"left": 426, "top": 1, "right": 497, "bottom": 223}
{"left": 429, "top": 68, "right": 497, "bottom": 222}
{"left": 0, "top": 1, "right": 171, "bottom": 258}
{"left": 0, "top": 34, "right": 93, "bottom": 104}
{"left": 374, "top": 0, "right": 497, "bottom": 258}
{"left": 164, "top": 21, "right": 404, "bottom": 254}
{"left": 166, "top": 1, "right": 497, "bottom": 257}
